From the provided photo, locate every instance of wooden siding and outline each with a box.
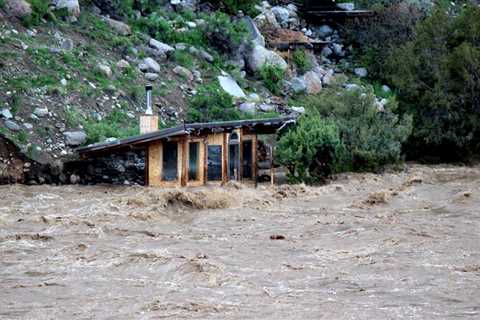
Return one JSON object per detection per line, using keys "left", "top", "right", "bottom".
{"left": 147, "top": 131, "right": 258, "bottom": 187}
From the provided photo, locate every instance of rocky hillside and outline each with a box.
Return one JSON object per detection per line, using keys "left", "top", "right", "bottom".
{"left": 0, "top": 0, "right": 397, "bottom": 182}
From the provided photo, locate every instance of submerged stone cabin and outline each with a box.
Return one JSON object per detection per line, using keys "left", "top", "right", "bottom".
{"left": 77, "top": 116, "right": 296, "bottom": 187}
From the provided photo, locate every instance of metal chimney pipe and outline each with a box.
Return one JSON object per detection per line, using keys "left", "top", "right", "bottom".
{"left": 145, "top": 85, "right": 153, "bottom": 115}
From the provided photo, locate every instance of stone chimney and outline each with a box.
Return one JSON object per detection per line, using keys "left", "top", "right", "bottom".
{"left": 140, "top": 85, "right": 159, "bottom": 134}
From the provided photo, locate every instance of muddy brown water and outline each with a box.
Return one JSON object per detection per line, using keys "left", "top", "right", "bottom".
{"left": 1, "top": 165, "right": 479, "bottom": 319}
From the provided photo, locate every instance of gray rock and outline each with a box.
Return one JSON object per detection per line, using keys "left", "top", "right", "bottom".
{"left": 4, "top": 0, "right": 32, "bottom": 18}
{"left": 186, "top": 21, "right": 196, "bottom": 28}
{"left": 344, "top": 83, "right": 361, "bottom": 91}
{"left": 60, "top": 38, "right": 74, "bottom": 50}
{"left": 64, "top": 131, "right": 87, "bottom": 147}
{"left": 60, "top": 78, "right": 68, "bottom": 86}
{"left": 104, "top": 17, "right": 131, "bottom": 36}
{"left": 4, "top": 120, "right": 20, "bottom": 132}
{"left": 290, "top": 106, "right": 305, "bottom": 114}
{"left": 332, "top": 43, "right": 345, "bottom": 57}
{"left": 244, "top": 16, "right": 265, "bottom": 47}
{"left": 173, "top": 65, "right": 193, "bottom": 81}
{"left": 116, "top": 59, "right": 130, "bottom": 69}
{"left": 321, "top": 46, "right": 333, "bottom": 58}
{"left": 382, "top": 85, "right": 391, "bottom": 93}
{"left": 239, "top": 102, "right": 257, "bottom": 114}
{"left": 258, "top": 104, "right": 276, "bottom": 112}
{"left": 144, "top": 58, "right": 161, "bottom": 73}
{"left": 24, "top": 123, "right": 33, "bottom": 130}
{"left": 97, "top": 63, "right": 112, "bottom": 78}
{"left": 33, "top": 107, "right": 49, "bottom": 118}
{"left": 248, "top": 93, "right": 261, "bottom": 102}
{"left": 70, "top": 174, "right": 80, "bottom": 184}
{"left": 145, "top": 73, "right": 159, "bottom": 81}
{"left": 138, "top": 63, "right": 148, "bottom": 72}
{"left": 290, "top": 77, "right": 307, "bottom": 94}
{"left": 149, "top": 38, "right": 175, "bottom": 55}
{"left": 303, "top": 71, "right": 323, "bottom": 95}
{"left": 175, "top": 43, "right": 188, "bottom": 50}
{"left": 354, "top": 67, "right": 368, "bottom": 78}
{"left": 217, "top": 76, "right": 246, "bottom": 99}
{"left": 199, "top": 50, "right": 214, "bottom": 63}
{"left": 254, "top": 10, "right": 279, "bottom": 29}
{"left": 337, "top": 2, "right": 355, "bottom": 11}
{"left": 272, "top": 6, "right": 290, "bottom": 24}
{"left": 0, "top": 109, "right": 13, "bottom": 119}
{"left": 317, "top": 25, "right": 333, "bottom": 38}
{"left": 53, "top": 0, "right": 80, "bottom": 18}
{"left": 248, "top": 45, "right": 287, "bottom": 73}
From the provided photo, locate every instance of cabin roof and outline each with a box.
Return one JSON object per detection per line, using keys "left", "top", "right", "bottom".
{"left": 76, "top": 116, "right": 297, "bottom": 156}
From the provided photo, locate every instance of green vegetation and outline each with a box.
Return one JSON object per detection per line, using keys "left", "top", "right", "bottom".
{"left": 186, "top": 82, "right": 241, "bottom": 123}
{"left": 278, "top": 86, "right": 412, "bottom": 182}
{"left": 292, "top": 49, "right": 313, "bottom": 74}
{"left": 173, "top": 50, "right": 195, "bottom": 69}
{"left": 201, "top": 0, "right": 260, "bottom": 16}
{"left": 385, "top": 6, "right": 480, "bottom": 160}
{"left": 83, "top": 109, "right": 138, "bottom": 145}
{"left": 277, "top": 117, "right": 345, "bottom": 184}
{"left": 133, "top": 10, "right": 247, "bottom": 55}
{"left": 260, "top": 64, "right": 286, "bottom": 96}
{"left": 23, "top": 0, "right": 50, "bottom": 26}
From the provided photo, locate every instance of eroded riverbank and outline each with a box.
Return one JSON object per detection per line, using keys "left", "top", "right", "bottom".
{"left": 1, "top": 165, "right": 479, "bottom": 319}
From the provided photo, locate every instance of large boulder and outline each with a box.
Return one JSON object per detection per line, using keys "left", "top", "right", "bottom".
{"left": 239, "top": 102, "right": 257, "bottom": 114}
{"left": 149, "top": 39, "right": 175, "bottom": 56}
{"left": 303, "top": 71, "right": 323, "bottom": 94}
{"left": 4, "top": 0, "right": 32, "bottom": 18}
{"left": 271, "top": 6, "right": 290, "bottom": 25}
{"left": 290, "top": 77, "right": 307, "bottom": 94}
{"left": 104, "top": 17, "right": 131, "bottom": 36}
{"left": 143, "top": 58, "right": 160, "bottom": 73}
{"left": 4, "top": 120, "right": 20, "bottom": 132}
{"left": 64, "top": 131, "right": 87, "bottom": 147}
{"left": 247, "top": 45, "right": 287, "bottom": 73}
{"left": 217, "top": 76, "right": 246, "bottom": 99}
{"left": 0, "top": 109, "right": 13, "bottom": 120}
{"left": 52, "top": 0, "right": 80, "bottom": 18}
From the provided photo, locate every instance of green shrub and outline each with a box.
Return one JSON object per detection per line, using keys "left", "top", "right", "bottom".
{"left": 260, "top": 64, "right": 286, "bottom": 95}
{"left": 186, "top": 82, "right": 241, "bottom": 123}
{"left": 277, "top": 116, "right": 345, "bottom": 184}
{"left": 83, "top": 110, "right": 138, "bottom": 144}
{"left": 203, "top": 0, "right": 260, "bottom": 16}
{"left": 292, "top": 49, "right": 312, "bottom": 74}
{"left": 173, "top": 50, "right": 195, "bottom": 68}
{"left": 23, "top": 0, "right": 50, "bottom": 26}
{"left": 385, "top": 6, "right": 480, "bottom": 160}
{"left": 287, "top": 86, "right": 412, "bottom": 174}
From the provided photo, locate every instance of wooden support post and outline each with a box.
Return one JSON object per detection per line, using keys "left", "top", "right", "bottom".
{"left": 270, "top": 145, "right": 275, "bottom": 186}
{"left": 253, "top": 134, "right": 258, "bottom": 188}
{"left": 239, "top": 129, "right": 244, "bottom": 182}
{"left": 222, "top": 132, "right": 228, "bottom": 184}
{"left": 181, "top": 138, "right": 188, "bottom": 187}
{"left": 203, "top": 139, "right": 208, "bottom": 185}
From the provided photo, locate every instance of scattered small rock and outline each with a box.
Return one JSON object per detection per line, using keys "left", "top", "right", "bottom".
{"left": 144, "top": 58, "right": 161, "bottom": 73}
{"left": 4, "top": 120, "right": 21, "bottom": 132}
{"left": 0, "top": 109, "right": 13, "bottom": 119}
{"left": 63, "top": 131, "right": 87, "bottom": 147}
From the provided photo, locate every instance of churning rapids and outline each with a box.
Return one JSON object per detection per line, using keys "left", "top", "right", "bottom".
{"left": 1, "top": 164, "right": 479, "bottom": 319}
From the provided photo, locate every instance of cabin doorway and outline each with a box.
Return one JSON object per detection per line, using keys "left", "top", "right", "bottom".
{"left": 228, "top": 133, "right": 240, "bottom": 180}
{"left": 242, "top": 140, "right": 253, "bottom": 179}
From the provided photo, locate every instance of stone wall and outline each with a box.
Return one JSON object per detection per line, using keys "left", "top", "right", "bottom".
{"left": 66, "top": 149, "right": 146, "bottom": 186}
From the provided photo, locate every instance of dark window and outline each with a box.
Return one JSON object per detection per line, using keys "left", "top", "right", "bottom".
{"left": 162, "top": 141, "right": 178, "bottom": 181}
{"left": 207, "top": 145, "right": 222, "bottom": 181}
{"left": 188, "top": 142, "right": 200, "bottom": 181}
{"left": 242, "top": 140, "right": 253, "bottom": 179}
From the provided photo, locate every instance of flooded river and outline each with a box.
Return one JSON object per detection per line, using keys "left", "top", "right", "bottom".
{"left": 1, "top": 165, "right": 479, "bottom": 319}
